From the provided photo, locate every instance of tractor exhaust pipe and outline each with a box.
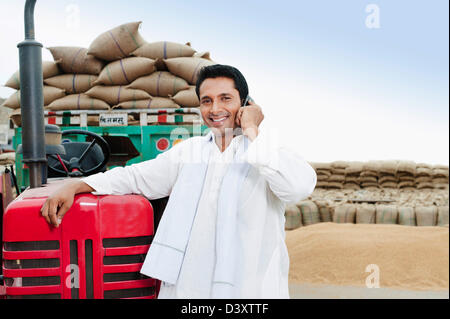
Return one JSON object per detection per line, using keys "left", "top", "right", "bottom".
{"left": 18, "top": 0, "right": 46, "bottom": 188}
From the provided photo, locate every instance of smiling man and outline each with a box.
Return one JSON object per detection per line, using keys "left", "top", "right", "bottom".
{"left": 40, "top": 64, "right": 317, "bottom": 299}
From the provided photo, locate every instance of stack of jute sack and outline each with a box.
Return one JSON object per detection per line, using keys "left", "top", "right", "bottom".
{"left": 309, "top": 162, "right": 331, "bottom": 188}
{"left": 309, "top": 160, "right": 448, "bottom": 190}
{"left": 396, "top": 160, "right": 416, "bottom": 190}
{"left": 378, "top": 160, "right": 399, "bottom": 189}
{"left": 343, "top": 161, "right": 363, "bottom": 190}
{"left": 285, "top": 200, "right": 449, "bottom": 230}
{"left": 328, "top": 161, "right": 347, "bottom": 189}
{"left": 431, "top": 165, "right": 449, "bottom": 190}
{"left": 359, "top": 161, "right": 380, "bottom": 189}
{"left": 3, "top": 21, "right": 216, "bottom": 126}
{"left": 415, "top": 163, "right": 434, "bottom": 189}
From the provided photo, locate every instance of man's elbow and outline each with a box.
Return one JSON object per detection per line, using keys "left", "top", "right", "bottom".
{"left": 279, "top": 165, "right": 317, "bottom": 204}
{"left": 289, "top": 164, "right": 317, "bottom": 203}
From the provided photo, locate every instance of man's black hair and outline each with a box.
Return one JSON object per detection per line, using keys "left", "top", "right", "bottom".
{"left": 195, "top": 64, "right": 249, "bottom": 105}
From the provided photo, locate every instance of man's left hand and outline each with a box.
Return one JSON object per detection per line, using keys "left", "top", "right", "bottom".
{"left": 235, "top": 100, "right": 264, "bottom": 141}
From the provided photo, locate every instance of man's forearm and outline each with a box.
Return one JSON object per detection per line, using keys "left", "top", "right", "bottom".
{"left": 72, "top": 180, "right": 95, "bottom": 194}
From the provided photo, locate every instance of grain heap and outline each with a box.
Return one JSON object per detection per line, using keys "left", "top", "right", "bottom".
{"left": 286, "top": 223, "right": 449, "bottom": 291}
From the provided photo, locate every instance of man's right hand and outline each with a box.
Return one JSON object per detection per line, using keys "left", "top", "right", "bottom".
{"left": 40, "top": 180, "right": 94, "bottom": 228}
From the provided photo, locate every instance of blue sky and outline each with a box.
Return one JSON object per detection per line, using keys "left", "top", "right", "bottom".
{"left": 0, "top": 0, "right": 448, "bottom": 164}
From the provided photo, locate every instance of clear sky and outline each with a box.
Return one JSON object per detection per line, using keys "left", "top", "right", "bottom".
{"left": 0, "top": 0, "right": 448, "bottom": 164}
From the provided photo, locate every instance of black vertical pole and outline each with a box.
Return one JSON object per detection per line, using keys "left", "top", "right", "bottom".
{"left": 18, "top": 0, "right": 46, "bottom": 188}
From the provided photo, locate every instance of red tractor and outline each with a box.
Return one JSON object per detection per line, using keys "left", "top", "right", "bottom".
{"left": 0, "top": 0, "right": 176, "bottom": 299}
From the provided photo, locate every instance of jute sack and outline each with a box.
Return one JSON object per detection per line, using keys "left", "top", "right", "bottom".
{"left": 94, "top": 57, "right": 156, "bottom": 85}
{"left": 356, "top": 204, "right": 376, "bottom": 224}
{"left": 360, "top": 170, "right": 378, "bottom": 177}
{"left": 127, "top": 71, "right": 189, "bottom": 97}
{"left": 316, "top": 169, "right": 331, "bottom": 177}
{"left": 193, "top": 51, "right": 213, "bottom": 61}
{"left": 316, "top": 181, "right": 328, "bottom": 188}
{"left": 415, "top": 206, "right": 438, "bottom": 226}
{"left": 328, "top": 174, "right": 345, "bottom": 182}
{"left": 44, "top": 74, "right": 98, "bottom": 94}
{"left": 360, "top": 182, "right": 378, "bottom": 189}
{"left": 379, "top": 160, "right": 398, "bottom": 175}
{"left": 343, "top": 182, "right": 361, "bottom": 190}
{"left": 330, "top": 168, "right": 345, "bottom": 175}
{"left": 310, "top": 162, "right": 332, "bottom": 170}
{"left": 398, "top": 207, "right": 416, "bottom": 226}
{"left": 164, "top": 57, "right": 215, "bottom": 85}
{"left": 2, "top": 86, "right": 65, "bottom": 109}
{"left": 345, "top": 161, "right": 364, "bottom": 175}
{"left": 285, "top": 204, "right": 302, "bottom": 230}
{"left": 327, "top": 182, "right": 343, "bottom": 189}
{"left": 88, "top": 21, "right": 145, "bottom": 61}
{"left": 417, "top": 182, "right": 434, "bottom": 189}
{"left": 85, "top": 86, "right": 150, "bottom": 106}
{"left": 398, "top": 175, "right": 415, "bottom": 182}
{"left": 432, "top": 168, "right": 449, "bottom": 178}
{"left": 397, "top": 161, "right": 416, "bottom": 175}
{"left": 437, "top": 206, "right": 449, "bottom": 226}
{"left": 314, "top": 201, "right": 332, "bottom": 222}
{"left": 379, "top": 175, "right": 397, "bottom": 184}
{"left": 375, "top": 205, "right": 398, "bottom": 224}
{"left": 131, "top": 41, "right": 196, "bottom": 60}
{"left": 5, "top": 61, "right": 60, "bottom": 89}
{"left": 345, "top": 176, "right": 360, "bottom": 183}
{"left": 380, "top": 182, "right": 398, "bottom": 189}
{"left": 47, "top": 94, "right": 109, "bottom": 111}
{"left": 47, "top": 47, "right": 104, "bottom": 74}
{"left": 416, "top": 167, "right": 432, "bottom": 176}
{"left": 112, "top": 97, "right": 180, "bottom": 109}
{"left": 317, "top": 174, "right": 329, "bottom": 181}
{"left": 416, "top": 176, "right": 432, "bottom": 184}
{"left": 360, "top": 176, "right": 377, "bottom": 183}
{"left": 432, "top": 177, "right": 449, "bottom": 184}
{"left": 297, "top": 201, "right": 320, "bottom": 226}
{"left": 9, "top": 108, "right": 22, "bottom": 126}
{"left": 398, "top": 181, "right": 415, "bottom": 188}
{"left": 331, "top": 161, "right": 349, "bottom": 169}
{"left": 170, "top": 86, "right": 200, "bottom": 107}
{"left": 332, "top": 204, "right": 356, "bottom": 223}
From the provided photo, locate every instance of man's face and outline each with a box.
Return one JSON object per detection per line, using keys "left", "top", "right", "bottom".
{"left": 199, "top": 77, "right": 241, "bottom": 137}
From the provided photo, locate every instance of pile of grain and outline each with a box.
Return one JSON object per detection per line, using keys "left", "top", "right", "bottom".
{"left": 286, "top": 222, "right": 449, "bottom": 291}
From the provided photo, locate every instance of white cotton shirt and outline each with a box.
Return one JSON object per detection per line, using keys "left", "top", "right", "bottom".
{"left": 81, "top": 124, "right": 317, "bottom": 299}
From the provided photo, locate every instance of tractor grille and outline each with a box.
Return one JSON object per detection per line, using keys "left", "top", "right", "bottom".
{"left": 102, "top": 236, "right": 156, "bottom": 299}
{"left": 3, "top": 240, "right": 61, "bottom": 299}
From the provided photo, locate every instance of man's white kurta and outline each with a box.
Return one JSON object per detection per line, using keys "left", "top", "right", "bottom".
{"left": 81, "top": 125, "right": 317, "bottom": 299}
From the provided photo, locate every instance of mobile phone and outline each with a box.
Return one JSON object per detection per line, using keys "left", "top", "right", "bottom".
{"left": 242, "top": 95, "right": 253, "bottom": 107}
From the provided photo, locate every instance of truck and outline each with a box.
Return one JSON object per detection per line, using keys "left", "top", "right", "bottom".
{"left": 0, "top": 0, "right": 208, "bottom": 299}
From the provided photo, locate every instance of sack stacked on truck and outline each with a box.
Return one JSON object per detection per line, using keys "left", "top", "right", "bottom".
{"left": 360, "top": 161, "right": 380, "bottom": 189}
{"left": 2, "top": 61, "right": 65, "bottom": 124}
{"left": 344, "top": 161, "right": 363, "bottom": 190}
{"left": 431, "top": 165, "right": 449, "bottom": 190}
{"left": 328, "top": 161, "right": 347, "bottom": 189}
{"left": 378, "top": 160, "right": 399, "bottom": 189}
{"left": 309, "top": 162, "right": 331, "bottom": 188}
{"left": 397, "top": 161, "right": 416, "bottom": 190}
{"left": 415, "top": 163, "right": 434, "bottom": 189}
